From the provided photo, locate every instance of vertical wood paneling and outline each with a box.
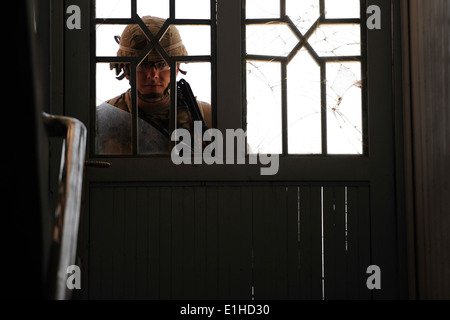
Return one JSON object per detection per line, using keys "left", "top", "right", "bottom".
{"left": 252, "top": 186, "right": 266, "bottom": 299}
{"left": 237, "top": 187, "right": 253, "bottom": 299}
{"left": 217, "top": 186, "right": 252, "bottom": 299}
{"left": 275, "top": 186, "right": 288, "bottom": 299}
{"left": 171, "top": 186, "right": 183, "bottom": 299}
{"left": 146, "top": 187, "right": 160, "bottom": 299}
{"left": 88, "top": 183, "right": 373, "bottom": 300}
{"left": 287, "top": 186, "right": 300, "bottom": 299}
{"left": 135, "top": 187, "right": 149, "bottom": 299}
{"left": 345, "top": 187, "right": 358, "bottom": 299}
{"left": 193, "top": 187, "right": 207, "bottom": 299}
{"left": 123, "top": 187, "right": 136, "bottom": 298}
{"left": 347, "top": 186, "right": 371, "bottom": 299}
{"left": 182, "top": 187, "right": 196, "bottom": 299}
{"left": 158, "top": 187, "right": 172, "bottom": 299}
{"left": 298, "top": 186, "right": 323, "bottom": 300}
{"left": 357, "top": 186, "right": 371, "bottom": 299}
{"left": 96, "top": 187, "right": 114, "bottom": 299}
{"left": 205, "top": 186, "right": 219, "bottom": 298}
{"left": 252, "top": 186, "right": 288, "bottom": 299}
{"left": 89, "top": 186, "right": 115, "bottom": 299}
{"left": 322, "top": 186, "right": 371, "bottom": 300}
{"left": 88, "top": 186, "right": 100, "bottom": 299}
{"left": 323, "top": 186, "right": 346, "bottom": 300}
{"left": 217, "top": 186, "right": 231, "bottom": 298}
{"left": 112, "top": 187, "right": 125, "bottom": 299}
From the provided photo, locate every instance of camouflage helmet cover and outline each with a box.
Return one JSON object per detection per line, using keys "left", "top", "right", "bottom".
{"left": 111, "top": 16, "right": 188, "bottom": 78}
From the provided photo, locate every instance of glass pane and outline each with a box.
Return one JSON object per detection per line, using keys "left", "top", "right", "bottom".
{"left": 287, "top": 0, "right": 320, "bottom": 34}
{"left": 137, "top": 0, "right": 169, "bottom": 19}
{"left": 96, "top": 63, "right": 131, "bottom": 106}
{"left": 176, "top": 25, "right": 211, "bottom": 56}
{"left": 287, "top": 49, "right": 322, "bottom": 154}
{"left": 325, "top": 0, "right": 360, "bottom": 19}
{"left": 246, "top": 0, "right": 279, "bottom": 19}
{"left": 96, "top": 23, "right": 209, "bottom": 58}
{"left": 176, "top": 0, "right": 210, "bottom": 19}
{"left": 245, "top": 0, "right": 364, "bottom": 156}
{"left": 326, "top": 62, "right": 362, "bottom": 154}
{"left": 178, "top": 62, "right": 211, "bottom": 105}
{"left": 246, "top": 61, "right": 282, "bottom": 154}
{"left": 96, "top": 0, "right": 131, "bottom": 19}
{"left": 246, "top": 24, "right": 298, "bottom": 57}
{"left": 96, "top": 24, "right": 128, "bottom": 57}
{"left": 310, "top": 24, "right": 360, "bottom": 56}
{"left": 96, "top": 63, "right": 133, "bottom": 155}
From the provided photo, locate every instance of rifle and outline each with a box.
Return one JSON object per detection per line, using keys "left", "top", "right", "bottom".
{"left": 177, "top": 78, "right": 209, "bottom": 134}
{"left": 137, "top": 79, "right": 209, "bottom": 151}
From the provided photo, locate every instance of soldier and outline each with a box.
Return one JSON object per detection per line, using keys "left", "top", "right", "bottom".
{"left": 96, "top": 15, "right": 212, "bottom": 154}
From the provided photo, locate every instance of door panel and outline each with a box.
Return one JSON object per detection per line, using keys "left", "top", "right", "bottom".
{"left": 88, "top": 183, "right": 370, "bottom": 300}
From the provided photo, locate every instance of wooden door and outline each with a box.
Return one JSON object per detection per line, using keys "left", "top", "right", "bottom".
{"left": 63, "top": 0, "right": 406, "bottom": 299}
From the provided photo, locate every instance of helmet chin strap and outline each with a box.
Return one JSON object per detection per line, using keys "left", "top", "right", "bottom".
{"left": 138, "top": 86, "right": 170, "bottom": 104}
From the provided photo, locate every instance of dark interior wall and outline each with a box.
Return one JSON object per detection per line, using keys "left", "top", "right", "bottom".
{"left": 402, "top": 0, "right": 450, "bottom": 300}
{"left": 5, "top": 0, "right": 52, "bottom": 298}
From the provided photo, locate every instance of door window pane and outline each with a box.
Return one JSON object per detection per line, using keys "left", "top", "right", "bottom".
{"left": 287, "top": 0, "right": 320, "bottom": 34}
{"left": 287, "top": 49, "right": 321, "bottom": 154}
{"left": 176, "top": 0, "right": 210, "bottom": 19}
{"left": 137, "top": 0, "right": 169, "bottom": 19}
{"left": 96, "top": 63, "right": 133, "bottom": 155}
{"left": 245, "top": 0, "right": 365, "bottom": 155}
{"left": 95, "top": 24, "right": 128, "bottom": 57}
{"left": 326, "top": 62, "right": 362, "bottom": 154}
{"left": 246, "top": 0, "right": 280, "bottom": 19}
{"left": 310, "top": 24, "right": 361, "bottom": 57}
{"left": 325, "top": 0, "right": 360, "bottom": 19}
{"left": 246, "top": 24, "right": 298, "bottom": 57}
{"left": 94, "top": 1, "right": 215, "bottom": 156}
{"left": 246, "top": 61, "right": 282, "bottom": 154}
{"left": 96, "top": 0, "right": 131, "bottom": 19}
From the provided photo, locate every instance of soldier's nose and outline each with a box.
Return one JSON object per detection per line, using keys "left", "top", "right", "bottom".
{"left": 146, "top": 67, "right": 159, "bottom": 78}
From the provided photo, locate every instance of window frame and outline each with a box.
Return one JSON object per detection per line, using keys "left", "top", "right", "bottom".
{"left": 67, "top": 0, "right": 393, "bottom": 183}
{"left": 90, "top": 0, "right": 217, "bottom": 157}
{"left": 242, "top": 0, "right": 368, "bottom": 156}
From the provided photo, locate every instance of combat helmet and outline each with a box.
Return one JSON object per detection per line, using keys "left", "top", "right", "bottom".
{"left": 112, "top": 15, "right": 188, "bottom": 80}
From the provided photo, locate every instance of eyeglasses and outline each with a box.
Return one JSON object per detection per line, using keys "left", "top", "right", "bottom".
{"left": 136, "top": 60, "right": 171, "bottom": 72}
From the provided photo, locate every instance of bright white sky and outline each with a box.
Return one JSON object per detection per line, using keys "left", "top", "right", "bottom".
{"left": 95, "top": 0, "right": 362, "bottom": 154}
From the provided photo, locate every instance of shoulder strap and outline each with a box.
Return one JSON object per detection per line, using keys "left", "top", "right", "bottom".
{"left": 177, "top": 79, "right": 209, "bottom": 134}
{"left": 137, "top": 107, "right": 170, "bottom": 140}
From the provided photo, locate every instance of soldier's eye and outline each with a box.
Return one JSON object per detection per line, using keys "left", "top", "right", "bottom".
{"left": 157, "top": 61, "right": 169, "bottom": 70}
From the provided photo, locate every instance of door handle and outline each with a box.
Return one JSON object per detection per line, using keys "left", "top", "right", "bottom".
{"left": 84, "top": 160, "right": 111, "bottom": 168}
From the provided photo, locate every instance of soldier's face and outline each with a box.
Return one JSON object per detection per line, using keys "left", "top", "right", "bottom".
{"left": 135, "top": 61, "right": 172, "bottom": 97}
